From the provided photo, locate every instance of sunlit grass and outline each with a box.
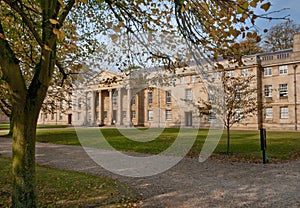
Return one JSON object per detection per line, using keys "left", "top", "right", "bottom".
{"left": 0, "top": 157, "right": 140, "bottom": 208}
{"left": 28, "top": 127, "right": 300, "bottom": 162}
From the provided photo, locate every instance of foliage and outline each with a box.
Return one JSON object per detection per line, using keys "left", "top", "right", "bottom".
{"left": 0, "top": 157, "right": 140, "bottom": 208}
{"left": 0, "top": 0, "right": 285, "bottom": 206}
{"left": 263, "top": 20, "right": 300, "bottom": 52}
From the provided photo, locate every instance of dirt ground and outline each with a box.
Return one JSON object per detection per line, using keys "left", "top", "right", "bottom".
{"left": 1, "top": 137, "right": 300, "bottom": 208}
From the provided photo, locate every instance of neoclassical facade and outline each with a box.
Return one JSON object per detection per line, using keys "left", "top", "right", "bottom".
{"left": 1, "top": 34, "right": 300, "bottom": 130}
{"left": 71, "top": 33, "right": 300, "bottom": 130}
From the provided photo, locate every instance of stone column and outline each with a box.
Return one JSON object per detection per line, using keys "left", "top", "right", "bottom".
{"left": 109, "top": 89, "right": 113, "bottom": 125}
{"left": 84, "top": 91, "right": 88, "bottom": 125}
{"left": 117, "top": 87, "right": 122, "bottom": 125}
{"left": 98, "top": 90, "right": 102, "bottom": 125}
{"left": 91, "top": 91, "right": 96, "bottom": 125}
{"left": 127, "top": 88, "right": 131, "bottom": 126}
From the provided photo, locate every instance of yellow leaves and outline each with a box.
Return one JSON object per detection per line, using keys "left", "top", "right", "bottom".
{"left": 49, "top": 19, "right": 59, "bottom": 25}
{"left": 75, "top": 0, "right": 88, "bottom": 7}
{"left": 109, "top": 34, "right": 118, "bottom": 41}
{"left": 44, "top": 45, "right": 52, "bottom": 51}
{"left": 260, "top": 2, "right": 271, "bottom": 11}
{"left": 53, "top": 28, "right": 65, "bottom": 40}
{"left": 0, "top": 33, "right": 6, "bottom": 40}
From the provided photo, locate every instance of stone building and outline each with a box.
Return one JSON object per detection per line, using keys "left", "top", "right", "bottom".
{"left": 72, "top": 33, "right": 300, "bottom": 131}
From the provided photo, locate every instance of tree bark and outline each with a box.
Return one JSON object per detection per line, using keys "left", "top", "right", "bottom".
{"left": 226, "top": 126, "right": 230, "bottom": 155}
{"left": 12, "top": 102, "right": 39, "bottom": 207}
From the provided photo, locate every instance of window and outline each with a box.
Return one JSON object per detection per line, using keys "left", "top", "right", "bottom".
{"left": 208, "top": 110, "right": 216, "bottom": 120}
{"left": 59, "top": 112, "right": 63, "bottom": 120}
{"left": 234, "top": 109, "right": 243, "bottom": 122}
{"left": 185, "top": 89, "right": 192, "bottom": 101}
{"left": 103, "top": 111, "right": 107, "bottom": 119}
{"left": 279, "top": 65, "right": 288, "bottom": 75}
{"left": 148, "top": 91, "right": 153, "bottom": 104}
{"left": 241, "top": 68, "right": 248, "bottom": 76}
{"left": 264, "top": 85, "right": 272, "bottom": 98}
{"left": 78, "top": 98, "right": 82, "bottom": 109}
{"left": 122, "top": 111, "right": 126, "bottom": 119}
{"left": 113, "top": 91, "right": 118, "bottom": 106}
{"left": 166, "top": 90, "right": 171, "bottom": 104}
{"left": 131, "top": 111, "right": 136, "bottom": 119}
{"left": 235, "top": 85, "right": 241, "bottom": 100}
{"left": 180, "top": 76, "right": 186, "bottom": 84}
{"left": 191, "top": 75, "right": 196, "bottom": 83}
{"left": 77, "top": 112, "right": 81, "bottom": 120}
{"left": 227, "top": 71, "right": 234, "bottom": 77}
{"left": 45, "top": 114, "right": 48, "bottom": 119}
{"left": 265, "top": 108, "right": 273, "bottom": 119}
{"left": 51, "top": 113, "right": 55, "bottom": 120}
{"left": 87, "top": 97, "right": 91, "bottom": 110}
{"left": 208, "top": 87, "right": 214, "bottom": 101}
{"left": 148, "top": 110, "right": 154, "bottom": 121}
{"left": 60, "top": 101, "right": 63, "bottom": 109}
{"left": 279, "top": 84, "right": 288, "bottom": 98}
{"left": 165, "top": 110, "right": 172, "bottom": 121}
{"left": 280, "top": 107, "right": 289, "bottom": 119}
{"left": 131, "top": 96, "right": 136, "bottom": 105}
{"left": 264, "top": 67, "right": 272, "bottom": 76}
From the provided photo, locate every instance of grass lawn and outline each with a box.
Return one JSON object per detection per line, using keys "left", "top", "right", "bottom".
{"left": 0, "top": 123, "right": 69, "bottom": 130}
{"left": 0, "top": 157, "right": 140, "bottom": 208}
{"left": 28, "top": 127, "right": 300, "bottom": 162}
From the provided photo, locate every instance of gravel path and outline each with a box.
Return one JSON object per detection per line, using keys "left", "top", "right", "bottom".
{"left": 1, "top": 137, "right": 300, "bottom": 208}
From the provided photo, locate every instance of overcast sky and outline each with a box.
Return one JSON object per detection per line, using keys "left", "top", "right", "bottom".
{"left": 255, "top": 0, "right": 300, "bottom": 29}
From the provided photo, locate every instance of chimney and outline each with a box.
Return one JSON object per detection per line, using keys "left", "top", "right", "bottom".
{"left": 293, "top": 32, "right": 300, "bottom": 52}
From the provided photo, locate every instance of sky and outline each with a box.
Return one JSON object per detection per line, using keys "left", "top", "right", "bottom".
{"left": 255, "top": 0, "right": 300, "bottom": 29}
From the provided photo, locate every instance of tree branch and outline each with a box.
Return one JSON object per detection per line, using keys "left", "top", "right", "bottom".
{"left": 3, "top": 0, "right": 43, "bottom": 47}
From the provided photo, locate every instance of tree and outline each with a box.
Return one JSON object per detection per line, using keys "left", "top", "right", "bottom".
{"left": 263, "top": 20, "right": 300, "bottom": 52}
{"left": 199, "top": 70, "right": 257, "bottom": 154}
{"left": 0, "top": 0, "right": 278, "bottom": 207}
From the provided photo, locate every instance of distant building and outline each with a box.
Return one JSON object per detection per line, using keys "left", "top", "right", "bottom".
{"left": 72, "top": 33, "right": 300, "bottom": 131}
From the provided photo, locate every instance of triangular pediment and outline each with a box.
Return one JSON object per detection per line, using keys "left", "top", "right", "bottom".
{"left": 87, "top": 70, "right": 123, "bottom": 85}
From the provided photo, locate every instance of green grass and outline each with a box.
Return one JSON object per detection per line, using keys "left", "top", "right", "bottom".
{"left": 0, "top": 123, "right": 69, "bottom": 130}
{"left": 0, "top": 157, "right": 140, "bottom": 208}
{"left": 31, "top": 127, "right": 300, "bottom": 162}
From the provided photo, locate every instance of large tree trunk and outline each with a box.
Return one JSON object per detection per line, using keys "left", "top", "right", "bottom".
{"left": 12, "top": 103, "right": 39, "bottom": 207}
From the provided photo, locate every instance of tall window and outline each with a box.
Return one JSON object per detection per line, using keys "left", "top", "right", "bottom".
{"left": 265, "top": 107, "right": 273, "bottom": 119}
{"left": 131, "top": 111, "right": 136, "bottom": 119}
{"left": 208, "top": 110, "right": 216, "bottom": 120}
{"left": 241, "top": 68, "right": 248, "bottom": 76}
{"left": 234, "top": 109, "right": 243, "bottom": 122}
{"left": 51, "top": 113, "right": 55, "bottom": 120}
{"left": 166, "top": 90, "right": 171, "bottom": 104}
{"left": 122, "top": 111, "right": 126, "bottom": 119}
{"left": 235, "top": 86, "right": 241, "bottom": 100}
{"left": 113, "top": 91, "right": 118, "bottom": 106}
{"left": 264, "top": 67, "right": 272, "bottom": 76}
{"left": 279, "top": 84, "right": 288, "bottom": 98}
{"left": 148, "top": 110, "right": 154, "bottom": 121}
{"left": 227, "top": 71, "right": 234, "bottom": 77}
{"left": 280, "top": 107, "right": 289, "bottom": 119}
{"left": 264, "top": 85, "right": 272, "bottom": 98}
{"left": 77, "top": 112, "right": 81, "bottom": 120}
{"left": 59, "top": 112, "right": 63, "bottom": 120}
{"left": 180, "top": 76, "right": 186, "bottom": 84}
{"left": 148, "top": 91, "right": 153, "bottom": 104}
{"left": 279, "top": 65, "right": 288, "bottom": 75}
{"left": 78, "top": 98, "right": 82, "bottom": 109}
{"left": 131, "top": 96, "right": 136, "bottom": 105}
{"left": 165, "top": 110, "right": 172, "bottom": 121}
{"left": 185, "top": 89, "right": 192, "bottom": 101}
{"left": 191, "top": 75, "right": 196, "bottom": 83}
